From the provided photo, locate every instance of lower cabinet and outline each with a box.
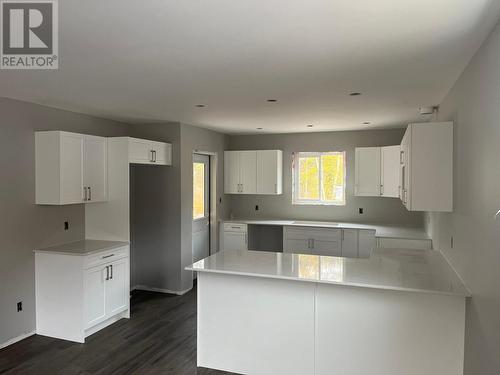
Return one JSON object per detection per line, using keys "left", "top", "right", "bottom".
{"left": 283, "top": 227, "right": 375, "bottom": 258}
{"left": 35, "top": 246, "right": 130, "bottom": 343}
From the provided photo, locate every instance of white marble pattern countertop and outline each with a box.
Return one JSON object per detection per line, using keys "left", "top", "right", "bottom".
{"left": 34, "top": 240, "right": 129, "bottom": 256}
{"left": 224, "top": 219, "right": 430, "bottom": 240}
{"left": 187, "top": 248, "right": 470, "bottom": 297}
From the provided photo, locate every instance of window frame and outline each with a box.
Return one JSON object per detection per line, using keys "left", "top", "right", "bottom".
{"left": 292, "top": 151, "right": 346, "bottom": 206}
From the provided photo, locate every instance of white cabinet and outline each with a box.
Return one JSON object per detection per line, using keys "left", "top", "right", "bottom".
{"left": 128, "top": 137, "right": 172, "bottom": 166}
{"left": 225, "top": 150, "right": 282, "bottom": 195}
{"left": 355, "top": 147, "right": 381, "bottom": 196}
{"left": 380, "top": 145, "right": 401, "bottom": 198}
{"left": 256, "top": 150, "right": 283, "bottom": 194}
{"left": 221, "top": 222, "right": 248, "bottom": 251}
{"left": 400, "top": 122, "right": 453, "bottom": 212}
{"left": 355, "top": 145, "right": 400, "bottom": 198}
{"left": 283, "top": 227, "right": 375, "bottom": 258}
{"left": 35, "top": 245, "right": 130, "bottom": 343}
{"left": 341, "top": 229, "right": 359, "bottom": 258}
{"left": 36, "top": 131, "right": 107, "bottom": 205}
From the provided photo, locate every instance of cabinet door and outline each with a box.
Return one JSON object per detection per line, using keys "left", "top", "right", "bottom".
{"left": 151, "top": 141, "right": 172, "bottom": 165}
{"left": 284, "top": 239, "right": 311, "bottom": 254}
{"left": 311, "top": 239, "right": 342, "bottom": 257}
{"left": 380, "top": 145, "right": 400, "bottom": 198}
{"left": 224, "top": 151, "right": 240, "bottom": 194}
{"left": 239, "top": 151, "right": 257, "bottom": 194}
{"left": 84, "top": 135, "right": 107, "bottom": 203}
{"left": 355, "top": 147, "right": 381, "bottom": 196}
{"left": 341, "top": 229, "right": 359, "bottom": 258}
{"left": 129, "top": 138, "right": 153, "bottom": 164}
{"left": 223, "top": 232, "right": 247, "bottom": 251}
{"left": 256, "top": 150, "right": 282, "bottom": 195}
{"left": 105, "top": 258, "right": 129, "bottom": 317}
{"left": 358, "top": 230, "right": 376, "bottom": 258}
{"left": 84, "top": 265, "right": 107, "bottom": 329}
{"left": 60, "top": 132, "right": 85, "bottom": 204}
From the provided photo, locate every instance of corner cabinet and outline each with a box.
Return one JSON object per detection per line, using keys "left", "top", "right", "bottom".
{"left": 35, "top": 245, "right": 130, "bottom": 343}
{"left": 400, "top": 122, "right": 453, "bottom": 212}
{"left": 129, "top": 137, "right": 172, "bottom": 165}
{"left": 224, "top": 150, "right": 282, "bottom": 195}
{"left": 36, "top": 131, "right": 107, "bottom": 205}
{"left": 355, "top": 145, "right": 400, "bottom": 198}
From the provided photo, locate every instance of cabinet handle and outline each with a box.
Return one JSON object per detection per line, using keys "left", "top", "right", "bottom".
{"left": 400, "top": 150, "right": 404, "bottom": 165}
{"left": 153, "top": 150, "right": 157, "bottom": 163}
{"left": 110, "top": 265, "right": 113, "bottom": 280}
{"left": 88, "top": 187, "right": 92, "bottom": 201}
{"left": 380, "top": 184, "right": 384, "bottom": 196}
{"left": 150, "top": 150, "right": 154, "bottom": 162}
{"left": 105, "top": 266, "right": 109, "bottom": 281}
{"left": 342, "top": 230, "right": 345, "bottom": 241}
{"left": 83, "top": 187, "right": 88, "bottom": 201}
{"left": 102, "top": 254, "right": 115, "bottom": 259}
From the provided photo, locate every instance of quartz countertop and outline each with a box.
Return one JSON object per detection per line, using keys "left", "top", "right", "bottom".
{"left": 34, "top": 240, "right": 129, "bottom": 256}
{"left": 187, "top": 248, "right": 470, "bottom": 297}
{"left": 224, "top": 219, "right": 430, "bottom": 240}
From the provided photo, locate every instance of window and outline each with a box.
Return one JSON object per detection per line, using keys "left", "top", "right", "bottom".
{"left": 193, "top": 162, "right": 205, "bottom": 219}
{"left": 292, "top": 151, "right": 346, "bottom": 205}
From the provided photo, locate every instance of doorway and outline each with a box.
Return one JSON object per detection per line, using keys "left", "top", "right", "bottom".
{"left": 192, "top": 153, "right": 210, "bottom": 264}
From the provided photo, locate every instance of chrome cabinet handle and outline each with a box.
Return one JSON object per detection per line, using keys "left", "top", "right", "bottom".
{"left": 88, "top": 187, "right": 92, "bottom": 201}
{"left": 102, "top": 254, "right": 114, "bottom": 259}
{"left": 110, "top": 265, "right": 113, "bottom": 280}
{"left": 153, "top": 150, "right": 157, "bottom": 163}
{"left": 150, "top": 150, "right": 154, "bottom": 162}
{"left": 400, "top": 151, "right": 404, "bottom": 165}
{"left": 83, "top": 187, "right": 88, "bottom": 201}
{"left": 105, "top": 266, "right": 109, "bottom": 281}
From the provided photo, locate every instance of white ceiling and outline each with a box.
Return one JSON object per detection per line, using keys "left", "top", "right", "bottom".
{"left": 1, "top": 0, "right": 500, "bottom": 134}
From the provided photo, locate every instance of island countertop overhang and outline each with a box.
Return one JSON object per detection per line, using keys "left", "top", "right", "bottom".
{"left": 187, "top": 248, "right": 470, "bottom": 297}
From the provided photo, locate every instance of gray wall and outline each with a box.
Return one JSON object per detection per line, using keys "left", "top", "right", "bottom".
{"left": 130, "top": 123, "right": 228, "bottom": 293}
{"left": 228, "top": 129, "right": 423, "bottom": 226}
{"left": 0, "top": 97, "right": 131, "bottom": 345}
{"left": 426, "top": 21, "right": 500, "bottom": 375}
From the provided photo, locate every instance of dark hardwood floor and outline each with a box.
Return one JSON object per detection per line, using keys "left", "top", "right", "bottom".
{"left": 0, "top": 288, "right": 236, "bottom": 375}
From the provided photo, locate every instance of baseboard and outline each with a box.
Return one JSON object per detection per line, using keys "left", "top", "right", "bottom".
{"left": 0, "top": 330, "right": 35, "bottom": 349}
{"left": 132, "top": 284, "right": 192, "bottom": 296}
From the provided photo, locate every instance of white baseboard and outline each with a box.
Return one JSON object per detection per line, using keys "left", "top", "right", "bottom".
{"left": 132, "top": 284, "right": 192, "bottom": 296}
{"left": 0, "top": 330, "right": 35, "bottom": 349}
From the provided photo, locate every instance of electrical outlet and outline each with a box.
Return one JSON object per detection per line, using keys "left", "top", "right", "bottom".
{"left": 64, "top": 221, "right": 69, "bottom": 230}
{"left": 17, "top": 301, "right": 22, "bottom": 312}
{"left": 255, "top": 205, "right": 259, "bottom": 211}
{"left": 359, "top": 208, "right": 364, "bottom": 214}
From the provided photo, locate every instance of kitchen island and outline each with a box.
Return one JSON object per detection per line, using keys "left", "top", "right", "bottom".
{"left": 187, "top": 248, "right": 469, "bottom": 375}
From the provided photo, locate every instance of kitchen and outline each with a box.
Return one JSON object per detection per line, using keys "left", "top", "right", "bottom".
{"left": 1, "top": 1, "right": 500, "bottom": 375}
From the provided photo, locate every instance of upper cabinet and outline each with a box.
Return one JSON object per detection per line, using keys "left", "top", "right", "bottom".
{"left": 36, "top": 131, "right": 107, "bottom": 205}
{"left": 400, "top": 122, "right": 453, "bottom": 212}
{"left": 128, "top": 138, "right": 172, "bottom": 165}
{"left": 224, "top": 150, "right": 283, "bottom": 195}
{"left": 355, "top": 145, "right": 400, "bottom": 198}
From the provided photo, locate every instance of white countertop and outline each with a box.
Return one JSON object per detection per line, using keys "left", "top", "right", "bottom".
{"left": 35, "top": 240, "right": 129, "bottom": 256}
{"left": 225, "top": 219, "right": 430, "bottom": 240}
{"left": 187, "top": 248, "right": 470, "bottom": 297}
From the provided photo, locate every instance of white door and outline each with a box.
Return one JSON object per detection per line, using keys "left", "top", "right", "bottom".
{"left": 381, "top": 145, "right": 401, "bottom": 198}
{"left": 224, "top": 151, "right": 240, "bottom": 194}
{"left": 84, "top": 135, "right": 107, "bottom": 203}
{"left": 355, "top": 147, "right": 381, "bottom": 196}
{"left": 239, "top": 151, "right": 257, "bottom": 194}
{"left": 193, "top": 154, "right": 210, "bottom": 264}
{"left": 257, "top": 150, "right": 281, "bottom": 194}
{"left": 84, "top": 265, "right": 106, "bottom": 328}
{"left": 129, "top": 138, "right": 153, "bottom": 164}
{"left": 341, "top": 229, "right": 359, "bottom": 258}
{"left": 60, "top": 132, "right": 84, "bottom": 204}
{"left": 151, "top": 141, "right": 171, "bottom": 165}
{"left": 105, "top": 259, "right": 128, "bottom": 317}
{"left": 223, "top": 232, "right": 247, "bottom": 250}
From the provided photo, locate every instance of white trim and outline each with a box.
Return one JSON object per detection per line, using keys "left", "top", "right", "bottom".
{"left": 0, "top": 330, "right": 36, "bottom": 349}
{"left": 132, "top": 285, "right": 192, "bottom": 296}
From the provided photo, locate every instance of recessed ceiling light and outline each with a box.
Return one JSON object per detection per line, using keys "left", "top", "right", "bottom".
{"left": 307, "top": 124, "right": 314, "bottom": 128}
{"left": 267, "top": 99, "right": 277, "bottom": 102}
{"left": 349, "top": 92, "right": 362, "bottom": 96}
{"left": 195, "top": 104, "right": 206, "bottom": 108}
{"left": 363, "top": 121, "right": 371, "bottom": 125}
